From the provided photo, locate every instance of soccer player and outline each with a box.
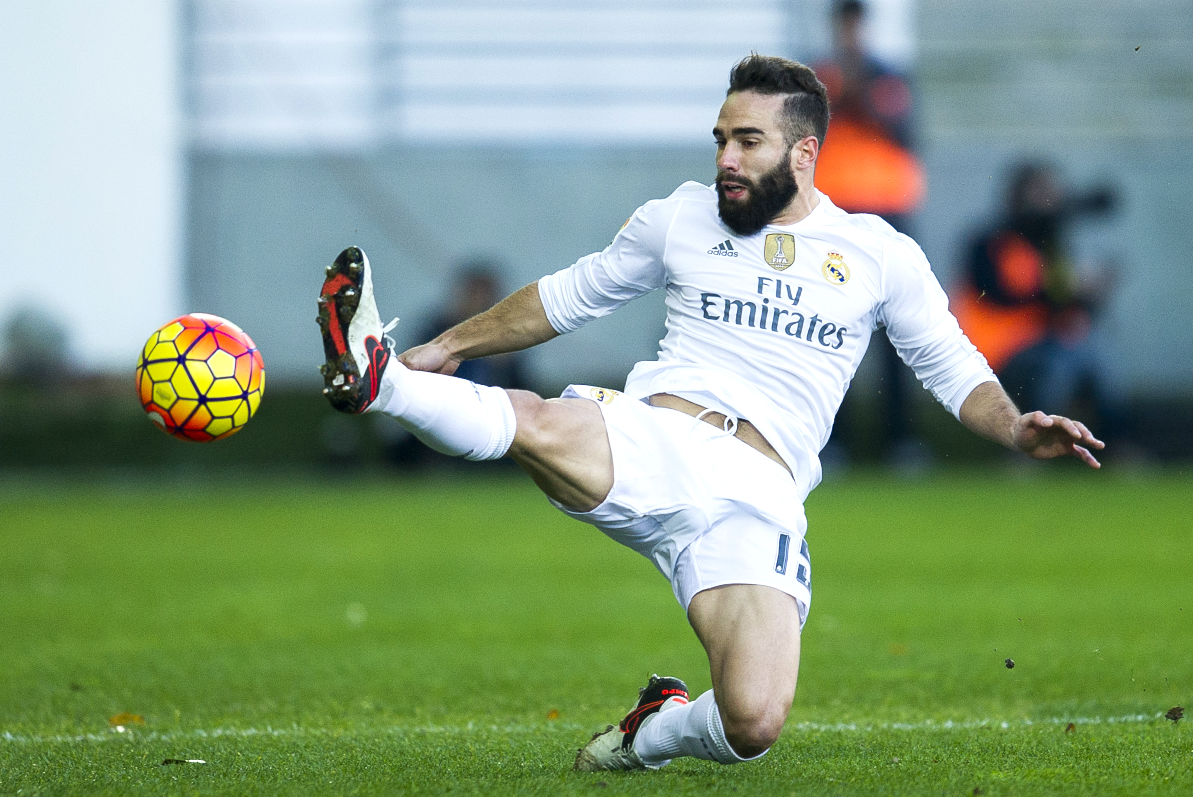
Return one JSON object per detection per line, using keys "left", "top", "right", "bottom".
{"left": 316, "top": 54, "right": 1103, "bottom": 771}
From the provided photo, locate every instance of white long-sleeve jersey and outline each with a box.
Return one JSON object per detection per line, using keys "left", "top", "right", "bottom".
{"left": 538, "top": 181, "right": 996, "bottom": 496}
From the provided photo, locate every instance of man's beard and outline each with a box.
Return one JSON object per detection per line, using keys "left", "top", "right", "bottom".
{"left": 716, "top": 153, "right": 799, "bottom": 236}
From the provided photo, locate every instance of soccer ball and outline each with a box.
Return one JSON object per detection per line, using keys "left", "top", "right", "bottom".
{"left": 136, "top": 313, "right": 265, "bottom": 441}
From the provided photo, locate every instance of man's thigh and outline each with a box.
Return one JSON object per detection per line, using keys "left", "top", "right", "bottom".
{"left": 687, "top": 583, "right": 802, "bottom": 715}
{"left": 505, "top": 390, "right": 615, "bottom": 513}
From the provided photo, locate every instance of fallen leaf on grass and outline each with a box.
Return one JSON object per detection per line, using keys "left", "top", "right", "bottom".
{"left": 108, "top": 712, "right": 145, "bottom": 727}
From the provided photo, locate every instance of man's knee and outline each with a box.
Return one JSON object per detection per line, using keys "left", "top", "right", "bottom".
{"left": 504, "top": 392, "right": 614, "bottom": 512}
{"left": 505, "top": 390, "right": 554, "bottom": 453}
{"left": 720, "top": 700, "right": 789, "bottom": 759}
{"left": 507, "top": 392, "right": 601, "bottom": 453}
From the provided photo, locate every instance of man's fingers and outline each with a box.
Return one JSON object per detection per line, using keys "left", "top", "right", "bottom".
{"left": 1040, "top": 413, "right": 1106, "bottom": 449}
{"left": 1073, "top": 442, "right": 1102, "bottom": 469}
{"left": 1073, "top": 420, "right": 1106, "bottom": 449}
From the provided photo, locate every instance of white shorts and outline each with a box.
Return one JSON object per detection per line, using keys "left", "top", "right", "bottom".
{"left": 549, "top": 385, "right": 812, "bottom": 627}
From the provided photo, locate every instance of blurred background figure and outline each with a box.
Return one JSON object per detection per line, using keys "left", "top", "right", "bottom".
{"left": 810, "top": 0, "right": 928, "bottom": 470}
{"left": 813, "top": 0, "right": 925, "bottom": 233}
{"left": 952, "top": 159, "right": 1127, "bottom": 446}
{"left": 385, "top": 258, "right": 531, "bottom": 469}
{"left": 414, "top": 259, "right": 530, "bottom": 390}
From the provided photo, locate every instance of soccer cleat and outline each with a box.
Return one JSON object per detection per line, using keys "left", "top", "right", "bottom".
{"left": 573, "top": 675, "right": 689, "bottom": 772}
{"left": 317, "top": 245, "right": 394, "bottom": 413}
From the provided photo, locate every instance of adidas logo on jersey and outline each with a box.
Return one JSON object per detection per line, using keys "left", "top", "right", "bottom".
{"left": 707, "top": 239, "right": 740, "bottom": 257}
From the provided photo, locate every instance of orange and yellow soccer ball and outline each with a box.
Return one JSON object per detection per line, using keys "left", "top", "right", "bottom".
{"left": 136, "top": 313, "right": 265, "bottom": 441}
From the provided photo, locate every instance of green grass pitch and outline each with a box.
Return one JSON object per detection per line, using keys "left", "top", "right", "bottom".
{"left": 0, "top": 467, "right": 1190, "bottom": 795}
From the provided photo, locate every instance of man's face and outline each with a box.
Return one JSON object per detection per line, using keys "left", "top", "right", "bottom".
{"left": 713, "top": 91, "right": 799, "bottom": 236}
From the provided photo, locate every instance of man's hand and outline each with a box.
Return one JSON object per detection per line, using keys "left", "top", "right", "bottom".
{"left": 1013, "top": 410, "right": 1105, "bottom": 469}
{"left": 960, "top": 382, "right": 1105, "bottom": 469}
{"left": 397, "top": 282, "right": 558, "bottom": 377}
{"left": 398, "top": 341, "right": 461, "bottom": 375}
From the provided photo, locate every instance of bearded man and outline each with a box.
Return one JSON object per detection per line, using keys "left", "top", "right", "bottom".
{"left": 316, "top": 54, "right": 1103, "bottom": 771}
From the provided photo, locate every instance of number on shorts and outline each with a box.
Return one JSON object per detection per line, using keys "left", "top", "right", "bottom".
{"left": 796, "top": 538, "right": 811, "bottom": 589}
{"left": 777, "top": 533, "right": 812, "bottom": 589}
{"left": 775, "top": 533, "right": 790, "bottom": 574}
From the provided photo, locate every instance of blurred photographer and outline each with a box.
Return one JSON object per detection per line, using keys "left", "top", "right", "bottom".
{"left": 954, "top": 160, "right": 1125, "bottom": 440}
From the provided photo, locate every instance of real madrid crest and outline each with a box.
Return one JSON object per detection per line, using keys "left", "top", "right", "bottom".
{"left": 587, "top": 386, "right": 621, "bottom": 404}
{"left": 764, "top": 233, "right": 796, "bottom": 271}
{"left": 821, "top": 251, "right": 850, "bottom": 285}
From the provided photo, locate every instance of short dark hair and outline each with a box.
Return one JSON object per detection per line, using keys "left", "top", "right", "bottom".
{"left": 835, "top": 0, "right": 867, "bottom": 23}
{"left": 727, "top": 54, "right": 830, "bottom": 147}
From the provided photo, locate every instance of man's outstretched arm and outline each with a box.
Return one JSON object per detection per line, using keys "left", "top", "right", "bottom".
{"left": 399, "top": 282, "right": 558, "bottom": 375}
{"left": 958, "top": 380, "right": 1105, "bottom": 469}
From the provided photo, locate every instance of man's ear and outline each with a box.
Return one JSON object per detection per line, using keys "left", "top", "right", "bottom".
{"left": 792, "top": 135, "right": 819, "bottom": 172}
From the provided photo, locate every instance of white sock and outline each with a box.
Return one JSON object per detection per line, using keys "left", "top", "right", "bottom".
{"left": 633, "top": 689, "right": 760, "bottom": 766}
{"left": 370, "top": 361, "right": 516, "bottom": 461}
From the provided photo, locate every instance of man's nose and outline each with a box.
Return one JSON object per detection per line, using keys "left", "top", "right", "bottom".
{"left": 717, "top": 146, "right": 739, "bottom": 172}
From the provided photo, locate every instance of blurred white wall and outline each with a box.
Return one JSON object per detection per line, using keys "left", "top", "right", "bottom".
{"left": 0, "top": 0, "right": 181, "bottom": 373}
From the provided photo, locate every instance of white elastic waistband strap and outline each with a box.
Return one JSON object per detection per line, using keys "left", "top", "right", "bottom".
{"left": 694, "top": 407, "right": 738, "bottom": 436}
